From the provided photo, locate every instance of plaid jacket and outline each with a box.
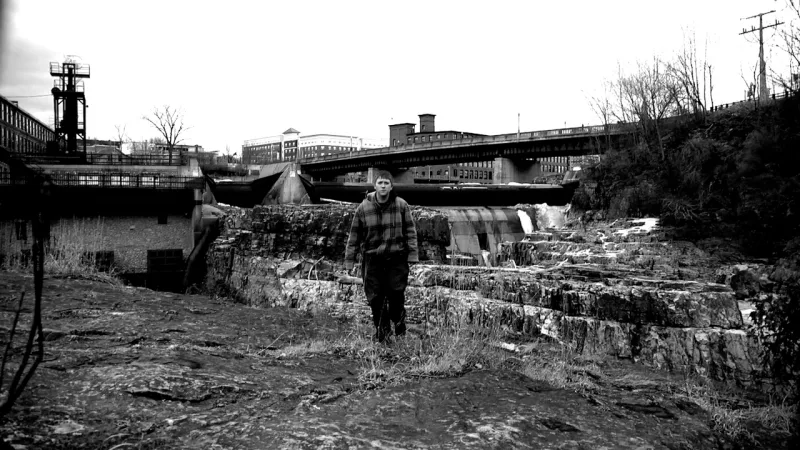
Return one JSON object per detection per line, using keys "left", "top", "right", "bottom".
{"left": 344, "top": 191, "right": 419, "bottom": 270}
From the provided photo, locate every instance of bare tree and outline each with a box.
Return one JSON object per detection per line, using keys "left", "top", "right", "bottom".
{"left": 224, "top": 145, "right": 233, "bottom": 163}
{"left": 669, "top": 29, "right": 715, "bottom": 120}
{"left": 1, "top": 176, "right": 48, "bottom": 422}
{"left": 609, "top": 58, "right": 680, "bottom": 160}
{"left": 775, "top": 0, "right": 800, "bottom": 91}
{"left": 586, "top": 80, "right": 616, "bottom": 151}
{"left": 114, "top": 124, "right": 127, "bottom": 151}
{"left": 741, "top": 62, "right": 762, "bottom": 107}
{"left": 143, "top": 106, "right": 189, "bottom": 152}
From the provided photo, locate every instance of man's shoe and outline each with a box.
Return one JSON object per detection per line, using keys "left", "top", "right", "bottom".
{"left": 374, "top": 328, "right": 391, "bottom": 343}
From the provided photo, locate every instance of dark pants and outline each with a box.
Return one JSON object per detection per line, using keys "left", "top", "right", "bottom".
{"left": 363, "top": 254, "right": 409, "bottom": 341}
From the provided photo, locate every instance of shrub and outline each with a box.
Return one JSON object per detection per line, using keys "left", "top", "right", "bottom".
{"left": 751, "top": 255, "right": 800, "bottom": 438}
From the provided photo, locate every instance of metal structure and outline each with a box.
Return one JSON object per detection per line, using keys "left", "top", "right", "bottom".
{"left": 740, "top": 11, "right": 783, "bottom": 102}
{"left": 50, "top": 57, "right": 90, "bottom": 155}
{"left": 297, "top": 122, "right": 636, "bottom": 177}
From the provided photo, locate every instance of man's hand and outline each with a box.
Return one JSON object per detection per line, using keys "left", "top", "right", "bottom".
{"left": 336, "top": 273, "right": 363, "bottom": 285}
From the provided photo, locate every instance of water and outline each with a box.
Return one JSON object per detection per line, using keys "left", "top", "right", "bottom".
{"left": 440, "top": 205, "right": 569, "bottom": 264}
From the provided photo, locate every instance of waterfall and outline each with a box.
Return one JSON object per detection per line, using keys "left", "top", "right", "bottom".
{"left": 440, "top": 205, "right": 570, "bottom": 265}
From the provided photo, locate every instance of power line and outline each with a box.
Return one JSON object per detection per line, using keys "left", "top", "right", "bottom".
{"left": 3, "top": 94, "right": 52, "bottom": 99}
{"left": 740, "top": 10, "right": 784, "bottom": 101}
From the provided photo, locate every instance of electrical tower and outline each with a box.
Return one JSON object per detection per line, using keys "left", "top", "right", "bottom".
{"left": 740, "top": 10, "right": 783, "bottom": 102}
{"left": 50, "top": 57, "right": 90, "bottom": 155}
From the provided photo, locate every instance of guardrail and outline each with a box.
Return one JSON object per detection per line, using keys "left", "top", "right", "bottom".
{"left": 710, "top": 89, "right": 796, "bottom": 113}
{"left": 0, "top": 172, "right": 203, "bottom": 189}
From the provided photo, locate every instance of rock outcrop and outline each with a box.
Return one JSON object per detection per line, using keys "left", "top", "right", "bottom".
{"left": 206, "top": 204, "right": 773, "bottom": 388}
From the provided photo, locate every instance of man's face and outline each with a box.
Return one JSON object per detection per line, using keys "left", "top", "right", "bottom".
{"left": 374, "top": 177, "right": 393, "bottom": 198}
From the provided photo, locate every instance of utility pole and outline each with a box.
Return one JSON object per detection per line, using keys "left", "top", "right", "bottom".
{"left": 740, "top": 10, "right": 783, "bottom": 102}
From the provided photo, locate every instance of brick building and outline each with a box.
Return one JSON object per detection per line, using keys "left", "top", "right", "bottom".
{"left": 0, "top": 94, "right": 204, "bottom": 291}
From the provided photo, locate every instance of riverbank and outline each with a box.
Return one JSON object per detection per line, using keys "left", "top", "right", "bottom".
{"left": 0, "top": 270, "right": 794, "bottom": 449}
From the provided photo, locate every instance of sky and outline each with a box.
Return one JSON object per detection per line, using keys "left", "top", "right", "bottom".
{"left": 1, "top": 0, "right": 797, "bottom": 154}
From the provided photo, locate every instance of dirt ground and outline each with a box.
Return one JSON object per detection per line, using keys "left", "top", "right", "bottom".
{"left": 0, "top": 271, "right": 791, "bottom": 449}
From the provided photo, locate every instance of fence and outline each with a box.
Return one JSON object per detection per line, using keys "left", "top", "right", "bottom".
{"left": 0, "top": 172, "right": 203, "bottom": 189}
{"left": 709, "top": 89, "right": 796, "bottom": 113}
{"left": 13, "top": 152, "right": 187, "bottom": 166}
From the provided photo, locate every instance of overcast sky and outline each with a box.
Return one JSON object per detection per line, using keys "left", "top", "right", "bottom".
{"left": 1, "top": 0, "right": 796, "bottom": 153}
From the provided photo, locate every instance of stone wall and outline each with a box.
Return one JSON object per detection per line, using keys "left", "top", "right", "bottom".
{"left": 205, "top": 203, "right": 451, "bottom": 305}
{"left": 209, "top": 203, "right": 450, "bottom": 265}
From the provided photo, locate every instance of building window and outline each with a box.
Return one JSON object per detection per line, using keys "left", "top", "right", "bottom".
{"left": 147, "top": 249, "right": 184, "bottom": 273}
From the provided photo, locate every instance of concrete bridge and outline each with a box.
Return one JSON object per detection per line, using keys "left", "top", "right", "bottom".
{"left": 293, "top": 122, "right": 634, "bottom": 183}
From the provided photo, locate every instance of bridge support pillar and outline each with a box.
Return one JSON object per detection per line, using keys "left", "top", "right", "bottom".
{"left": 367, "top": 167, "right": 414, "bottom": 184}
{"left": 492, "top": 157, "right": 542, "bottom": 184}
{"left": 189, "top": 157, "right": 204, "bottom": 246}
{"left": 262, "top": 163, "right": 313, "bottom": 205}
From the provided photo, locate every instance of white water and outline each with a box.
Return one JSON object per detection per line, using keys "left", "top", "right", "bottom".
{"left": 517, "top": 210, "right": 535, "bottom": 234}
{"left": 442, "top": 205, "right": 572, "bottom": 266}
{"left": 533, "top": 204, "right": 570, "bottom": 230}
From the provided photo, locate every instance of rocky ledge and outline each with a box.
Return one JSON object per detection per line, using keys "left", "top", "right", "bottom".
{"left": 204, "top": 205, "right": 779, "bottom": 390}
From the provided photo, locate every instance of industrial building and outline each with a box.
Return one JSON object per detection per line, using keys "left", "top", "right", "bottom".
{"left": 0, "top": 60, "right": 205, "bottom": 291}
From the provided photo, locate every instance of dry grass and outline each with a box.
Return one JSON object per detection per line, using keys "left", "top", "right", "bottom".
{"left": 519, "top": 340, "right": 604, "bottom": 393}
{"left": 0, "top": 218, "right": 121, "bottom": 285}
{"left": 678, "top": 382, "right": 796, "bottom": 442}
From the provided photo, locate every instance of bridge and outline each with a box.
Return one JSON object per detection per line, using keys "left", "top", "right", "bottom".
{"left": 295, "top": 122, "right": 635, "bottom": 180}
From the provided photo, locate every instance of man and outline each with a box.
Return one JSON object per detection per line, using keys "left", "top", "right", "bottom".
{"left": 343, "top": 170, "right": 419, "bottom": 343}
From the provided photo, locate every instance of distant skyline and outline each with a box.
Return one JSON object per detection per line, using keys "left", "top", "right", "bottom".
{"left": 1, "top": 0, "right": 797, "bottom": 154}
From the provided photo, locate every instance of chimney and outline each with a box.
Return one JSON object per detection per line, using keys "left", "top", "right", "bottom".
{"left": 419, "top": 114, "right": 435, "bottom": 133}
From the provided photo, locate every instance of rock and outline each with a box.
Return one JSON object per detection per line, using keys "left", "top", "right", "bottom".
{"left": 410, "top": 265, "right": 743, "bottom": 329}
{"left": 203, "top": 204, "right": 773, "bottom": 387}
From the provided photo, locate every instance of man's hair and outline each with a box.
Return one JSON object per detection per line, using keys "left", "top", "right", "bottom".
{"left": 374, "top": 169, "right": 394, "bottom": 184}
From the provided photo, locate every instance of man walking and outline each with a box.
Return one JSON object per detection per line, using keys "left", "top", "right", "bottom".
{"left": 343, "top": 170, "right": 419, "bottom": 343}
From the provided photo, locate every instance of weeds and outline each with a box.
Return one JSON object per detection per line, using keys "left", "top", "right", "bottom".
{"left": 0, "top": 218, "right": 121, "bottom": 285}
{"left": 678, "top": 382, "right": 796, "bottom": 442}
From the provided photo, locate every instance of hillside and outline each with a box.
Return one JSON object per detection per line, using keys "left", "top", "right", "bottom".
{"left": 572, "top": 95, "right": 800, "bottom": 258}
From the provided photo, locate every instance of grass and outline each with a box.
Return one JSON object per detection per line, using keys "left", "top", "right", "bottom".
{"left": 259, "top": 315, "right": 512, "bottom": 390}
{"left": 237, "top": 294, "right": 797, "bottom": 445}
{"left": 4, "top": 211, "right": 792, "bottom": 443}
{"left": 0, "top": 218, "right": 122, "bottom": 286}
{"left": 678, "top": 381, "right": 796, "bottom": 443}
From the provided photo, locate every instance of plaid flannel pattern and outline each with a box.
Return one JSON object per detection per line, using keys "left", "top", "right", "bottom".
{"left": 344, "top": 193, "right": 419, "bottom": 270}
